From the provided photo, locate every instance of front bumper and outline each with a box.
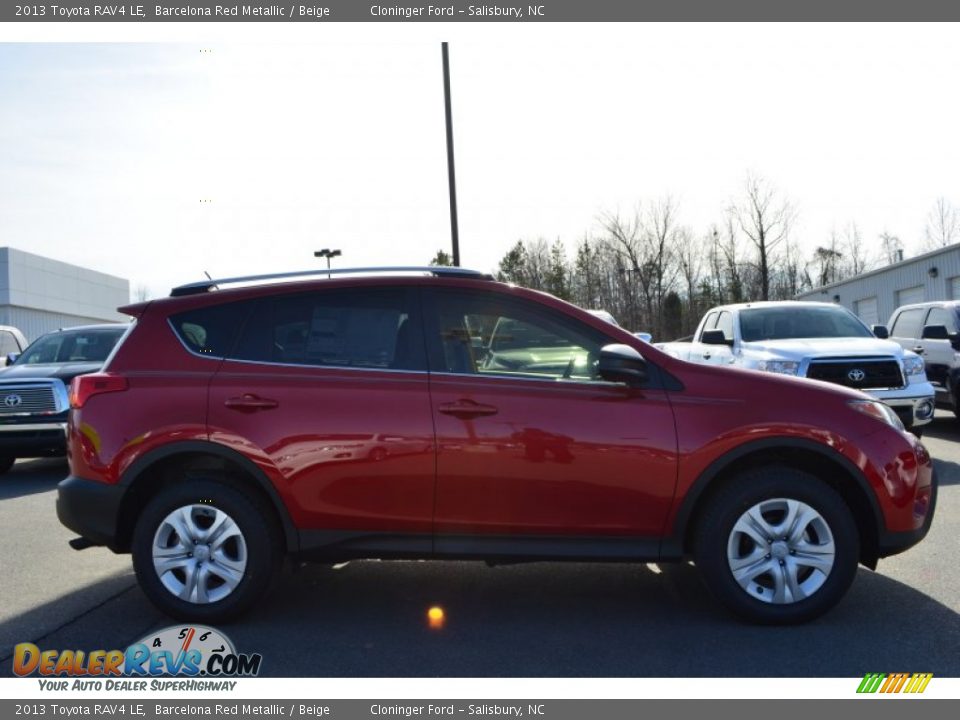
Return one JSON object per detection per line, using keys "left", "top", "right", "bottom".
{"left": 878, "top": 465, "right": 938, "bottom": 558}
{"left": 56, "top": 475, "right": 126, "bottom": 550}
{"left": 0, "top": 421, "right": 68, "bottom": 457}
{"left": 879, "top": 394, "right": 936, "bottom": 428}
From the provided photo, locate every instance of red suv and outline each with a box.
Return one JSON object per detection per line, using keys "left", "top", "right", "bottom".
{"left": 57, "top": 268, "right": 936, "bottom": 624}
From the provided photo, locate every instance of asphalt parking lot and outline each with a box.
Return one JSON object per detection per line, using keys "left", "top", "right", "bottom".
{"left": 2, "top": 414, "right": 958, "bottom": 678}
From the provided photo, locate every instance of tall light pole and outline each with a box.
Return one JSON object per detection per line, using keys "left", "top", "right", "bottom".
{"left": 441, "top": 42, "right": 460, "bottom": 267}
{"left": 314, "top": 248, "right": 342, "bottom": 278}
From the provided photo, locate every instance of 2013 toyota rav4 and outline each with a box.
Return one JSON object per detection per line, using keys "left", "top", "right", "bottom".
{"left": 57, "top": 268, "right": 936, "bottom": 624}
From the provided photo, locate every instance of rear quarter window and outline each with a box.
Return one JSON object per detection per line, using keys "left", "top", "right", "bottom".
{"left": 170, "top": 302, "right": 250, "bottom": 358}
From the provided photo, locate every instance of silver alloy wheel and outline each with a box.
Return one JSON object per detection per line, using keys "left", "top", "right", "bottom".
{"left": 726, "top": 497, "right": 836, "bottom": 605}
{"left": 152, "top": 504, "right": 248, "bottom": 604}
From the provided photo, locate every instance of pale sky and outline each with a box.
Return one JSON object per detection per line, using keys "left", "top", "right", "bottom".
{"left": 1, "top": 25, "right": 958, "bottom": 299}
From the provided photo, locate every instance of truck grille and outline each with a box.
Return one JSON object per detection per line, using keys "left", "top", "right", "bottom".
{"left": 805, "top": 358, "right": 905, "bottom": 390}
{"left": 0, "top": 385, "right": 58, "bottom": 415}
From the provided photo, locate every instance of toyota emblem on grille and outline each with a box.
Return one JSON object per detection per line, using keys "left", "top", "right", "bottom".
{"left": 847, "top": 368, "right": 866, "bottom": 382}
{"left": 3, "top": 394, "right": 23, "bottom": 408}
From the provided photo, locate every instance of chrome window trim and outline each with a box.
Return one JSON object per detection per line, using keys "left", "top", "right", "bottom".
{"left": 218, "top": 357, "right": 430, "bottom": 376}
{"left": 428, "top": 371, "right": 625, "bottom": 389}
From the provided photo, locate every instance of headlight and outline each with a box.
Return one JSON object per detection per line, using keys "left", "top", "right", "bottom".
{"left": 903, "top": 354, "right": 925, "bottom": 376}
{"left": 848, "top": 399, "right": 905, "bottom": 431}
{"left": 756, "top": 360, "right": 801, "bottom": 375}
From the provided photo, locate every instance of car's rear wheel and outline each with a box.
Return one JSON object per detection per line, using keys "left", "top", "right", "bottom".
{"left": 0, "top": 455, "right": 15, "bottom": 474}
{"left": 694, "top": 467, "right": 859, "bottom": 624}
{"left": 132, "top": 479, "right": 281, "bottom": 622}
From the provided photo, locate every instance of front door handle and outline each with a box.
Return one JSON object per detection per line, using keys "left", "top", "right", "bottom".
{"left": 702, "top": 352, "right": 712, "bottom": 360}
{"left": 224, "top": 394, "right": 279, "bottom": 412}
{"left": 438, "top": 400, "right": 499, "bottom": 419}
{"left": 913, "top": 346, "right": 926, "bottom": 355}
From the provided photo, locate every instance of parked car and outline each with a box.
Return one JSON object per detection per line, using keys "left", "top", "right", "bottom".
{"left": 0, "top": 325, "right": 28, "bottom": 366}
{"left": 0, "top": 324, "right": 128, "bottom": 473}
{"left": 656, "top": 301, "right": 936, "bottom": 433}
{"left": 57, "top": 268, "right": 935, "bottom": 624}
{"left": 585, "top": 309, "right": 619, "bottom": 326}
{"left": 886, "top": 300, "right": 960, "bottom": 419}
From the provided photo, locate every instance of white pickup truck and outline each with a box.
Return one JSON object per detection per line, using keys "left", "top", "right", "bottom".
{"left": 657, "top": 301, "right": 936, "bottom": 432}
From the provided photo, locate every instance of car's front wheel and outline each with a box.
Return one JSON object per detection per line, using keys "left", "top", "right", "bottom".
{"left": 694, "top": 467, "right": 859, "bottom": 624}
{"left": 132, "top": 479, "right": 281, "bottom": 622}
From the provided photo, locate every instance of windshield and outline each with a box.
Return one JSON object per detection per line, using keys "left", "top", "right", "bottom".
{"left": 16, "top": 327, "right": 126, "bottom": 365}
{"left": 739, "top": 306, "right": 873, "bottom": 341}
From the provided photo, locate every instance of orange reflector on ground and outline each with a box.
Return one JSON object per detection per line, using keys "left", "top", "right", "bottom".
{"left": 427, "top": 606, "right": 445, "bottom": 629}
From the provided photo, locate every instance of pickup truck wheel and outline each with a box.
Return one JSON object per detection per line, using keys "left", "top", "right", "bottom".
{"left": 132, "top": 479, "right": 281, "bottom": 622}
{"left": 694, "top": 467, "right": 859, "bottom": 624}
{"left": 0, "top": 455, "right": 15, "bottom": 474}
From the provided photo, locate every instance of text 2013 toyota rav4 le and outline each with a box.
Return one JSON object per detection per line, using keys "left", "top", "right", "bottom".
{"left": 57, "top": 268, "right": 937, "bottom": 624}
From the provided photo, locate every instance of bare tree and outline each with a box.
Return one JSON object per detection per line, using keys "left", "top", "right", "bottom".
{"left": 810, "top": 230, "right": 844, "bottom": 287}
{"left": 600, "top": 198, "right": 681, "bottom": 337}
{"left": 729, "top": 174, "right": 794, "bottom": 301}
{"left": 133, "top": 284, "right": 151, "bottom": 302}
{"left": 839, "top": 221, "right": 870, "bottom": 276}
{"left": 923, "top": 197, "right": 960, "bottom": 250}
{"left": 879, "top": 230, "right": 903, "bottom": 265}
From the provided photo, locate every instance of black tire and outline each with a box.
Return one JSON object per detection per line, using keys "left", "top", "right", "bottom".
{"left": 694, "top": 466, "right": 859, "bottom": 625}
{"left": 0, "top": 455, "right": 15, "bottom": 474}
{"left": 132, "top": 479, "right": 282, "bottom": 623}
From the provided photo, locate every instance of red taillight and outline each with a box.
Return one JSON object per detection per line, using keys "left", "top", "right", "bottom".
{"left": 69, "top": 374, "right": 128, "bottom": 409}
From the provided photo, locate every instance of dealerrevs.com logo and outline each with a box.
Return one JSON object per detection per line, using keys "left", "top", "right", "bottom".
{"left": 12, "top": 625, "right": 262, "bottom": 690}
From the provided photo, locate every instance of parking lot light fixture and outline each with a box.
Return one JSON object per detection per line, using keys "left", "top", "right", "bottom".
{"left": 314, "top": 248, "right": 342, "bottom": 278}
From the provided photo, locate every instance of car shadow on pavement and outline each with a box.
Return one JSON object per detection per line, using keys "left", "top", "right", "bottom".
{"left": 121, "top": 558, "right": 958, "bottom": 678}
{"left": 2, "top": 558, "right": 957, "bottom": 678}
{"left": 0, "top": 459, "right": 68, "bottom": 501}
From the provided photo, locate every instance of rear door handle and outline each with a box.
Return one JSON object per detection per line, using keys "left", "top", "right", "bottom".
{"left": 438, "top": 400, "right": 499, "bottom": 419}
{"left": 224, "top": 394, "right": 279, "bottom": 412}
{"left": 913, "top": 346, "right": 926, "bottom": 354}
{"left": 702, "top": 352, "right": 712, "bottom": 360}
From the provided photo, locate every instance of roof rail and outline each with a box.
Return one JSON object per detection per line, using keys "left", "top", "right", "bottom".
{"left": 169, "top": 266, "right": 494, "bottom": 297}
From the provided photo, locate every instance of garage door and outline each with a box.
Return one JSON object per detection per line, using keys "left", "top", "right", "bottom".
{"left": 897, "top": 286, "right": 925, "bottom": 307}
{"left": 951, "top": 277, "right": 960, "bottom": 300}
{"left": 855, "top": 297, "right": 879, "bottom": 326}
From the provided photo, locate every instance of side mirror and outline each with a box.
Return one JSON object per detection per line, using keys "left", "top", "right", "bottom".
{"left": 921, "top": 324, "right": 950, "bottom": 341}
{"left": 633, "top": 332, "right": 652, "bottom": 343}
{"left": 3, "top": 353, "right": 18, "bottom": 366}
{"left": 701, "top": 329, "right": 732, "bottom": 346}
{"left": 871, "top": 325, "right": 889, "bottom": 339}
{"left": 598, "top": 344, "right": 647, "bottom": 386}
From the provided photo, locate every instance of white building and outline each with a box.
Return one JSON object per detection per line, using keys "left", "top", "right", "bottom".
{"left": 0, "top": 247, "right": 129, "bottom": 341}
{"left": 797, "top": 243, "right": 960, "bottom": 327}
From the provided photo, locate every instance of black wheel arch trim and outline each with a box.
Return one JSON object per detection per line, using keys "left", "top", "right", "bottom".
{"left": 118, "top": 439, "right": 299, "bottom": 552}
{"left": 659, "top": 436, "right": 885, "bottom": 560}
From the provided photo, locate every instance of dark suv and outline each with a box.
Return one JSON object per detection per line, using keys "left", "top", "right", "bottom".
{"left": 0, "top": 324, "right": 127, "bottom": 473}
{"left": 887, "top": 301, "right": 960, "bottom": 419}
{"left": 57, "top": 268, "right": 936, "bottom": 624}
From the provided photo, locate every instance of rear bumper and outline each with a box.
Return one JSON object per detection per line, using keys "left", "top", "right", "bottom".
{"left": 877, "top": 467, "right": 938, "bottom": 558}
{"left": 56, "top": 475, "right": 126, "bottom": 551}
{"left": 0, "top": 422, "right": 68, "bottom": 457}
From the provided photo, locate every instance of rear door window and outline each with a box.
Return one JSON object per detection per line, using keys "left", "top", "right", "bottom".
{"left": 925, "top": 307, "right": 957, "bottom": 335}
{"left": 232, "top": 288, "right": 425, "bottom": 371}
{"left": 890, "top": 308, "right": 925, "bottom": 340}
